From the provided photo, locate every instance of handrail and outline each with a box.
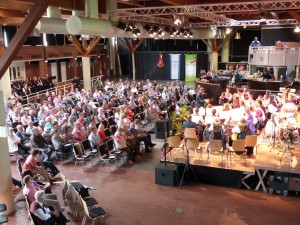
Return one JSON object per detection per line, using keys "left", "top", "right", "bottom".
{"left": 23, "top": 75, "right": 103, "bottom": 105}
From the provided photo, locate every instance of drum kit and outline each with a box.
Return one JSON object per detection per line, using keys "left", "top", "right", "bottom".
{"left": 268, "top": 111, "right": 297, "bottom": 164}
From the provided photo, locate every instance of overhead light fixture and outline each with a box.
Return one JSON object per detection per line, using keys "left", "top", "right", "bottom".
{"left": 294, "top": 25, "right": 300, "bottom": 33}
{"left": 132, "top": 27, "right": 141, "bottom": 37}
{"left": 260, "top": 10, "right": 267, "bottom": 23}
{"left": 174, "top": 15, "right": 182, "bottom": 26}
{"left": 143, "top": 24, "right": 152, "bottom": 32}
{"left": 234, "top": 32, "right": 241, "bottom": 39}
{"left": 225, "top": 27, "right": 232, "bottom": 35}
{"left": 115, "top": 20, "right": 127, "bottom": 30}
{"left": 125, "top": 23, "right": 134, "bottom": 32}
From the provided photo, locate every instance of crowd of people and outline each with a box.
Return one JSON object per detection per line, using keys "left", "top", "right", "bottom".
{"left": 7, "top": 75, "right": 299, "bottom": 223}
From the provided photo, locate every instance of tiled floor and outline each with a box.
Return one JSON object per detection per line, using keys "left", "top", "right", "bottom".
{"left": 7, "top": 137, "right": 300, "bottom": 225}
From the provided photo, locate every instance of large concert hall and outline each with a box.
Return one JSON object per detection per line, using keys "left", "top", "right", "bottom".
{"left": 0, "top": 0, "right": 300, "bottom": 224}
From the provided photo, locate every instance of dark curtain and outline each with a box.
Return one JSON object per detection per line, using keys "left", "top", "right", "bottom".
{"left": 261, "top": 28, "right": 300, "bottom": 45}
{"left": 132, "top": 52, "right": 208, "bottom": 80}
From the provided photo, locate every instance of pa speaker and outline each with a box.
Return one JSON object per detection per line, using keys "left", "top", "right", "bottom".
{"left": 155, "top": 119, "right": 172, "bottom": 139}
{"left": 155, "top": 163, "right": 178, "bottom": 186}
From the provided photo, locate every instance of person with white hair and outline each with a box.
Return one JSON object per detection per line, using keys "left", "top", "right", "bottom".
{"left": 30, "top": 190, "right": 69, "bottom": 224}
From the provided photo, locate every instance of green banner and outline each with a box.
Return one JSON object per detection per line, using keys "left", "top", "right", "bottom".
{"left": 185, "top": 54, "right": 197, "bottom": 82}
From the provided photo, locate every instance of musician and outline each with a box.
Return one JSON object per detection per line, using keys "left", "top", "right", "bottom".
{"left": 195, "top": 87, "right": 207, "bottom": 108}
{"left": 183, "top": 115, "right": 197, "bottom": 129}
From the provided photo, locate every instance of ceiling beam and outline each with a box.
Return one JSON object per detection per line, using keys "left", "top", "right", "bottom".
{"left": 288, "top": 11, "right": 300, "bottom": 20}
{"left": 0, "top": 17, "right": 24, "bottom": 26}
{"left": 0, "top": 0, "right": 32, "bottom": 12}
{"left": 12, "top": 0, "right": 80, "bottom": 11}
{"left": 0, "top": 9, "right": 26, "bottom": 17}
{"left": 0, "top": 0, "right": 51, "bottom": 80}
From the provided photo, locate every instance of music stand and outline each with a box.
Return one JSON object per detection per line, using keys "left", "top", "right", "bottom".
{"left": 179, "top": 128, "right": 200, "bottom": 188}
{"left": 268, "top": 113, "right": 281, "bottom": 151}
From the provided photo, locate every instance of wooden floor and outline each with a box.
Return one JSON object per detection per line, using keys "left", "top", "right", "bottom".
{"left": 7, "top": 134, "right": 300, "bottom": 225}
{"left": 165, "top": 136, "right": 300, "bottom": 176}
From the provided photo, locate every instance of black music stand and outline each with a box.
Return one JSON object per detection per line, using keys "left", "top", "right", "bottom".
{"left": 179, "top": 128, "right": 200, "bottom": 188}
{"left": 268, "top": 114, "right": 281, "bottom": 152}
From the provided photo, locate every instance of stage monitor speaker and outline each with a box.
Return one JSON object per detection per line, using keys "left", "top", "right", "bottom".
{"left": 155, "top": 119, "right": 172, "bottom": 139}
{"left": 155, "top": 163, "right": 178, "bottom": 186}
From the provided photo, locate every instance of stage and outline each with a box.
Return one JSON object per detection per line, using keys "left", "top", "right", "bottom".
{"left": 161, "top": 136, "right": 300, "bottom": 192}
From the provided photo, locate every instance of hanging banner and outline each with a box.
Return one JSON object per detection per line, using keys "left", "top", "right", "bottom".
{"left": 157, "top": 54, "right": 164, "bottom": 69}
{"left": 169, "top": 54, "right": 181, "bottom": 80}
{"left": 185, "top": 54, "right": 197, "bottom": 81}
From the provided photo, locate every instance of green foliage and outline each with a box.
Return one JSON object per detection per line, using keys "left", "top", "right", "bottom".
{"left": 170, "top": 106, "right": 190, "bottom": 135}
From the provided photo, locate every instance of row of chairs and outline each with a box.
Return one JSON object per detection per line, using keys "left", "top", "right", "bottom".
{"left": 166, "top": 135, "right": 258, "bottom": 165}
{"left": 73, "top": 138, "right": 124, "bottom": 170}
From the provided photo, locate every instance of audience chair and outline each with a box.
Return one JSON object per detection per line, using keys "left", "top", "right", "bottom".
{"left": 101, "top": 120, "right": 109, "bottom": 129}
{"left": 81, "top": 195, "right": 106, "bottom": 225}
{"left": 108, "top": 117, "right": 116, "bottom": 126}
{"left": 104, "top": 128, "right": 110, "bottom": 137}
{"left": 229, "top": 139, "right": 246, "bottom": 164}
{"left": 73, "top": 186, "right": 98, "bottom": 217}
{"left": 110, "top": 125, "right": 117, "bottom": 136}
{"left": 97, "top": 144, "right": 116, "bottom": 171}
{"left": 167, "top": 135, "right": 184, "bottom": 157}
{"left": 245, "top": 135, "right": 258, "bottom": 155}
{"left": 208, "top": 139, "right": 224, "bottom": 164}
{"left": 106, "top": 139, "right": 124, "bottom": 165}
{"left": 56, "top": 144, "right": 73, "bottom": 160}
{"left": 186, "top": 138, "right": 202, "bottom": 160}
{"left": 81, "top": 139, "right": 99, "bottom": 159}
{"left": 73, "top": 143, "right": 92, "bottom": 166}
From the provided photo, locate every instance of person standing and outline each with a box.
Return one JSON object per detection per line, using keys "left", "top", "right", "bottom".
{"left": 250, "top": 37, "right": 261, "bottom": 48}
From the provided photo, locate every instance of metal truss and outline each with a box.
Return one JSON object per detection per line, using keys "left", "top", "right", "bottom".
{"left": 193, "top": 19, "right": 300, "bottom": 28}
{"left": 108, "top": 1, "right": 300, "bottom": 17}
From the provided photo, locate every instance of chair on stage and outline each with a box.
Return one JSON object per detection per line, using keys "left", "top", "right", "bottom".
{"left": 245, "top": 135, "right": 258, "bottom": 155}
{"left": 207, "top": 139, "right": 225, "bottom": 164}
{"left": 228, "top": 139, "right": 246, "bottom": 164}
{"left": 186, "top": 138, "right": 202, "bottom": 160}
{"left": 167, "top": 135, "right": 184, "bottom": 157}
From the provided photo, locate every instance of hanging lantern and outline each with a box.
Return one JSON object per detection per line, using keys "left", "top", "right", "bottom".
{"left": 157, "top": 54, "right": 164, "bottom": 69}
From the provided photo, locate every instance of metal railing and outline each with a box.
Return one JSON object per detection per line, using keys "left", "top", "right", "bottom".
{"left": 24, "top": 75, "right": 103, "bottom": 105}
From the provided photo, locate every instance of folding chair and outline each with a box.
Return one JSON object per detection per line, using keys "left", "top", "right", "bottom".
{"left": 73, "top": 186, "right": 98, "bottom": 217}
{"left": 229, "top": 139, "right": 246, "bottom": 164}
{"left": 167, "top": 135, "right": 184, "bottom": 157}
{"left": 186, "top": 138, "right": 202, "bottom": 160}
{"left": 106, "top": 139, "right": 124, "bottom": 165}
{"left": 208, "top": 139, "right": 225, "bottom": 164}
{"left": 81, "top": 196, "right": 106, "bottom": 225}
{"left": 97, "top": 144, "right": 116, "bottom": 171}
{"left": 81, "top": 139, "right": 99, "bottom": 159}
{"left": 73, "top": 143, "right": 92, "bottom": 166}
{"left": 245, "top": 135, "right": 258, "bottom": 155}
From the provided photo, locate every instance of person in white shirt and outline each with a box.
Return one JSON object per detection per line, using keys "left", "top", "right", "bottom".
{"left": 29, "top": 190, "right": 68, "bottom": 225}
{"left": 7, "top": 127, "right": 30, "bottom": 159}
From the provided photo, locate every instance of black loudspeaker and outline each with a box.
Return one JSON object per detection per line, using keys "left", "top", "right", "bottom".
{"left": 155, "top": 163, "right": 178, "bottom": 186}
{"left": 155, "top": 119, "right": 172, "bottom": 139}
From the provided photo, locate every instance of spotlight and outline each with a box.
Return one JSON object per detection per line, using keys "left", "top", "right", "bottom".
{"left": 188, "top": 31, "right": 193, "bottom": 38}
{"left": 132, "top": 27, "right": 141, "bottom": 37}
{"left": 294, "top": 25, "right": 300, "bottom": 33}
{"left": 115, "top": 20, "right": 127, "bottom": 30}
{"left": 125, "top": 23, "right": 134, "bottom": 32}
{"left": 225, "top": 27, "right": 232, "bottom": 34}
{"left": 151, "top": 25, "right": 159, "bottom": 36}
{"left": 143, "top": 24, "right": 152, "bottom": 33}
{"left": 157, "top": 28, "right": 165, "bottom": 37}
{"left": 234, "top": 32, "right": 241, "bottom": 39}
{"left": 174, "top": 15, "right": 182, "bottom": 26}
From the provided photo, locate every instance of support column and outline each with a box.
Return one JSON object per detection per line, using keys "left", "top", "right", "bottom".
{"left": 273, "top": 66, "right": 279, "bottom": 80}
{"left": 109, "top": 37, "right": 116, "bottom": 77}
{"left": 0, "top": 91, "right": 15, "bottom": 215}
{"left": 82, "top": 57, "right": 91, "bottom": 91}
{"left": 0, "top": 69, "right": 12, "bottom": 104}
{"left": 210, "top": 52, "right": 219, "bottom": 72}
{"left": 296, "top": 66, "right": 299, "bottom": 81}
{"left": 132, "top": 52, "right": 136, "bottom": 81}
{"left": 221, "top": 40, "right": 230, "bottom": 63}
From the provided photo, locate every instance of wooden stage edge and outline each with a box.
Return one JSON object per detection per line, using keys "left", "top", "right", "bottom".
{"left": 161, "top": 138, "right": 300, "bottom": 190}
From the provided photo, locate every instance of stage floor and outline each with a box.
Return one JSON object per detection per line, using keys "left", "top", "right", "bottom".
{"left": 163, "top": 135, "right": 300, "bottom": 176}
